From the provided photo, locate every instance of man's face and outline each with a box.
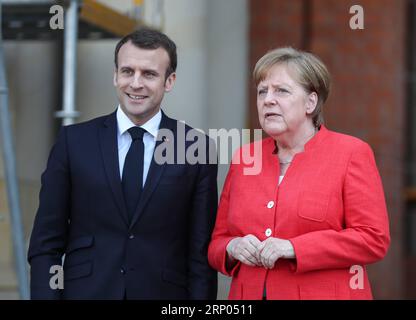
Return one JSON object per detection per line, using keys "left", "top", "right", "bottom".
{"left": 114, "top": 41, "right": 176, "bottom": 125}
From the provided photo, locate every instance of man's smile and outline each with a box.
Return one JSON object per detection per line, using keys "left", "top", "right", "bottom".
{"left": 126, "top": 93, "right": 148, "bottom": 100}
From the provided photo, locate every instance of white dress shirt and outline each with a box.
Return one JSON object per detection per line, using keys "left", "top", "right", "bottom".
{"left": 116, "top": 106, "right": 161, "bottom": 187}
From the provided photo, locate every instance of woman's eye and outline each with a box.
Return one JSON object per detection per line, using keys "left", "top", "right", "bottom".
{"left": 258, "top": 89, "right": 267, "bottom": 96}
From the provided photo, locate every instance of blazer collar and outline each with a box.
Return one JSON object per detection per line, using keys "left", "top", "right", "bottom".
{"left": 271, "top": 124, "right": 329, "bottom": 154}
{"left": 100, "top": 111, "right": 129, "bottom": 226}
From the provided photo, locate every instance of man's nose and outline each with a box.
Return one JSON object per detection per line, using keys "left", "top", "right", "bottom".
{"left": 130, "top": 75, "right": 144, "bottom": 89}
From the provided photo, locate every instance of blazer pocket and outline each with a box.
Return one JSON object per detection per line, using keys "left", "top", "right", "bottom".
{"left": 297, "top": 191, "right": 330, "bottom": 222}
{"left": 66, "top": 235, "right": 94, "bottom": 255}
{"left": 64, "top": 260, "right": 93, "bottom": 281}
{"left": 299, "top": 282, "right": 337, "bottom": 300}
{"left": 162, "top": 269, "right": 188, "bottom": 288}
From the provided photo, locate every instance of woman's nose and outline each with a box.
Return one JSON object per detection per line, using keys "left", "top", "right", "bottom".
{"left": 264, "top": 90, "right": 276, "bottom": 105}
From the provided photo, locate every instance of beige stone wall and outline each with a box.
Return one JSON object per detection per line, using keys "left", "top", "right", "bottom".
{"left": 0, "top": 179, "right": 18, "bottom": 297}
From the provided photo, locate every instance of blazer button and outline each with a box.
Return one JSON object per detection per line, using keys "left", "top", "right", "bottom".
{"left": 129, "top": 234, "right": 135, "bottom": 239}
{"left": 120, "top": 268, "right": 126, "bottom": 274}
{"left": 265, "top": 228, "right": 272, "bottom": 237}
{"left": 267, "top": 201, "right": 275, "bottom": 209}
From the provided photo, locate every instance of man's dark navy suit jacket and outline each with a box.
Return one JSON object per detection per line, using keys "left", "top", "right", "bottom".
{"left": 28, "top": 111, "right": 218, "bottom": 299}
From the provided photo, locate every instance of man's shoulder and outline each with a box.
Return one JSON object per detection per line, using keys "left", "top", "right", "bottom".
{"left": 161, "top": 113, "right": 211, "bottom": 140}
{"left": 64, "top": 112, "right": 115, "bottom": 133}
{"left": 161, "top": 114, "right": 216, "bottom": 162}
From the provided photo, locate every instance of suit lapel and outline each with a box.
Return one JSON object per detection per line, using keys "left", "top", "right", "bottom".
{"left": 99, "top": 112, "right": 130, "bottom": 226}
{"left": 129, "top": 111, "right": 176, "bottom": 229}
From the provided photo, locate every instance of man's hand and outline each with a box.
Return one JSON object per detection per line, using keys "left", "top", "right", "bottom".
{"left": 226, "top": 235, "right": 262, "bottom": 267}
{"left": 256, "top": 237, "right": 295, "bottom": 269}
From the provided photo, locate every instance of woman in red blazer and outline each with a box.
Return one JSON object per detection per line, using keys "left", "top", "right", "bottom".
{"left": 208, "top": 47, "right": 390, "bottom": 300}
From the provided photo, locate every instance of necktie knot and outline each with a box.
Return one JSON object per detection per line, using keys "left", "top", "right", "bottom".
{"left": 128, "top": 127, "right": 146, "bottom": 141}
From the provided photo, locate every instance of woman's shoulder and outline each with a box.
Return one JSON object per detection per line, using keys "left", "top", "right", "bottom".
{"left": 323, "top": 127, "right": 373, "bottom": 153}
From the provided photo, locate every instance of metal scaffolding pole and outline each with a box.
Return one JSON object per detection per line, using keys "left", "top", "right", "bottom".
{"left": 55, "top": 0, "right": 79, "bottom": 125}
{"left": 0, "top": 2, "right": 30, "bottom": 300}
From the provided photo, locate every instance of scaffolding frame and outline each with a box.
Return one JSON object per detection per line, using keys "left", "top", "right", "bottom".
{"left": 0, "top": 0, "right": 140, "bottom": 299}
{"left": 0, "top": 2, "right": 30, "bottom": 299}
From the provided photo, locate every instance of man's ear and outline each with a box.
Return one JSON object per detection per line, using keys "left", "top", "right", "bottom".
{"left": 306, "top": 92, "right": 318, "bottom": 115}
{"left": 113, "top": 68, "right": 118, "bottom": 87}
{"left": 164, "top": 72, "right": 176, "bottom": 92}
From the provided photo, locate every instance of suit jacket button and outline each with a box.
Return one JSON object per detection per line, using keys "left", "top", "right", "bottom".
{"left": 267, "top": 201, "right": 275, "bottom": 209}
{"left": 265, "top": 228, "right": 272, "bottom": 237}
{"left": 120, "top": 268, "right": 126, "bottom": 274}
{"left": 129, "top": 234, "right": 135, "bottom": 239}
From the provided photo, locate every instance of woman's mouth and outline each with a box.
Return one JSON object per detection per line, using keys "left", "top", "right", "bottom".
{"left": 265, "top": 112, "right": 281, "bottom": 119}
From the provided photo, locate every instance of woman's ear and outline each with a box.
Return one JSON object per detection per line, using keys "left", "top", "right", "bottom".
{"left": 306, "top": 92, "right": 318, "bottom": 115}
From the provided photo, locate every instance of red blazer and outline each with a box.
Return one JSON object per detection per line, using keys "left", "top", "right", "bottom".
{"left": 208, "top": 126, "right": 390, "bottom": 300}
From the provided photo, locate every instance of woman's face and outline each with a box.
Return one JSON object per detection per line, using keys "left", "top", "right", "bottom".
{"left": 257, "top": 63, "right": 317, "bottom": 138}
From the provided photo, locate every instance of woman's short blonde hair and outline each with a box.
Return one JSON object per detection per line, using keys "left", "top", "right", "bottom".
{"left": 253, "top": 47, "right": 331, "bottom": 127}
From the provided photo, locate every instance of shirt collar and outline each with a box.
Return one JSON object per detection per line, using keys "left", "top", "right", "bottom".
{"left": 271, "top": 125, "right": 326, "bottom": 154}
{"left": 116, "top": 105, "right": 161, "bottom": 139}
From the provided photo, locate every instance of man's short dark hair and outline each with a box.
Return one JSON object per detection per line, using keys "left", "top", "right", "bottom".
{"left": 114, "top": 28, "right": 177, "bottom": 79}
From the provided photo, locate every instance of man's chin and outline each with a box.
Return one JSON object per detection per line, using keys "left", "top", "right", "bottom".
{"left": 125, "top": 99, "right": 146, "bottom": 108}
{"left": 124, "top": 102, "right": 146, "bottom": 114}
{"left": 123, "top": 106, "right": 161, "bottom": 124}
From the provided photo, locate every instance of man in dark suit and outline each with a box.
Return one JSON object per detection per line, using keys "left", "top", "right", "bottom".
{"left": 28, "top": 28, "right": 218, "bottom": 299}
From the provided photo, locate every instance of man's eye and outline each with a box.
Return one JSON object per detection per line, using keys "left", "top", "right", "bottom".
{"left": 122, "top": 69, "right": 132, "bottom": 74}
{"left": 144, "top": 72, "right": 156, "bottom": 78}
